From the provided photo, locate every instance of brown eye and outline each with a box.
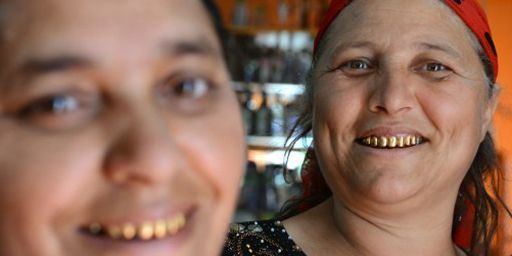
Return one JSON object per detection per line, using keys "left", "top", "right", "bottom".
{"left": 346, "top": 60, "right": 370, "bottom": 70}
{"left": 157, "top": 76, "right": 218, "bottom": 115}
{"left": 16, "top": 92, "right": 100, "bottom": 130}
{"left": 336, "top": 59, "right": 374, "bottom": 77}
{"left": 174, "top": 78, "right": 211, "bottom": 99}
{"left": 21, "top": 95, "right": 79, "bottom": 116}
{"left": 416, "top": 62, "right": 453, "bottom": 81}
{"left": 425, "top": 63, "right": 449, "bottom": 72}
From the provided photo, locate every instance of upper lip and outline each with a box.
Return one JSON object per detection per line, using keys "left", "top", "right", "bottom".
{"left": 80, "top": 204, "right": 196, "bottom": 228}
{"left": 356, "top": 126, "right": 426, "bottom": 139}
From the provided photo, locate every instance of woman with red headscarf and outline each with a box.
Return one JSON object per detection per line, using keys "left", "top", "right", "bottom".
{"left": 224, "top": 0, "right": 510, "bottom": 255}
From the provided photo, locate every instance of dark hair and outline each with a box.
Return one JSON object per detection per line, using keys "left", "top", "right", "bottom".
{"left": 200, "top": 0, "right": 228, "bottom": 60}
{"left": 281, "top": 14, "right": 510, "bottom": 256}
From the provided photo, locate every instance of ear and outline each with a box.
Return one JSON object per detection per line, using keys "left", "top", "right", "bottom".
{"left": 480, "top": 84, "right": 500, "bottom": 142}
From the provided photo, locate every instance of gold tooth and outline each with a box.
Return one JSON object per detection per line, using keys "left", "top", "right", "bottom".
{"left": 122, "top": 223, "right": 136, "bottom": 240}
{"left": 167, "top": 217, "right": 179, "bottom": 235}
{"left": 154, "top": 220, "right": 167, "bottom": 239}
{"left": 378, "top": 136, "right": 387, "bottom": 148}
{"left": 138, "top": 221, "right": 154, "bottom": 241}
{"left": 405, "top": 136, "right": 412, "bottom": 146}
{"left": 411, "top": 136, "right": 417, "bottom": 145}
{"left": 167, "top": 213, "right": 186, "bottom": 235}
{"left": 388, "top": 136, "right": 397, "bottom": 148}
{"left": 397, "top": 136, "right": 404, "bottom": 148}
{"left": 363, "top": 137, "right": 371, "bottom": 145}
{"left": 107, "top": 225, "right": 122, "bottom": 240}
{"left": 89, "top": 223, "right": 102, "bottom": 235}
{"left": 176, "top": 214, "right": 186, "bottom": 229}
{"left": 371, "top": 137, "right": 378, "bottom": 147}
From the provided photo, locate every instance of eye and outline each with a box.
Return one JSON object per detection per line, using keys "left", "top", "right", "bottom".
{"left": 173, "top": 78, "right": 211, "bottom": 99}
{"left": 21, "top": 95, "right": 78, "bottom": 116}
{"left": 157, "top": 76, "right": 218, "bottom": 114}
{"left": 15, "top": 92, "right": 100, "bottom": 130}
{"left": 346, "top": 60, "right": 370, "bottom": 70}
{"left": 425, "top": 63, "right": 449, "bottom": 72}
{"left": 333, "top": 59, "right": 374, "bottom": 77}
{"left": 416, "top": 62, "right": 453, "bottom": 81}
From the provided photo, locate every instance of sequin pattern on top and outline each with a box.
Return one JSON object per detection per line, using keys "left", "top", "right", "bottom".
{"left": 222, "top": 220, "right": 306, "bottom": 256}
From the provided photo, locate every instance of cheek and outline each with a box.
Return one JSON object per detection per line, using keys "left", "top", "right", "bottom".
{"left": 175, "top": 105, "right": 245, "bottom": 204}
{"left": 313, "top": 83, "right": 366, "bottom": 148}
{"left": 418, "top": 87, "right": 485, "bottom": 141}
{"left": 0, "top": 130, "right": 100, "bottom": 252}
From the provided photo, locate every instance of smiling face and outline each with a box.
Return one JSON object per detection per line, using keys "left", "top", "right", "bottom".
{"left": 0, "top": 0, "right": 245, "bottom": 255}
{"left": 312, "top": 0, "right": 496, "bottom": 208}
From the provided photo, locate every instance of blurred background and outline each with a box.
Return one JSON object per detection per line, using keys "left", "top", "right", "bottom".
{"left": 211, "top": 0, "right": 512, "bottom": 253}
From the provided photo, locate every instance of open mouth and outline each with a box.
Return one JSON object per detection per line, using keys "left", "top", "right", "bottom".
{"left": 81, "top": 212, "right": 188, "bottom": 242}
{"left": 356, "top": 135, "right": 426, "bottom": 149}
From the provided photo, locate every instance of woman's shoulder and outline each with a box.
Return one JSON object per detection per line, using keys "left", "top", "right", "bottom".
{"left": 222, "top": 219, "right": 306, "bottom": 256}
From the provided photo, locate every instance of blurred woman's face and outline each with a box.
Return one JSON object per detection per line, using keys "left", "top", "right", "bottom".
{"left": 312, "top": 0, "right": 496, "bottom": 208}
{"left": 0, "top": 0, "right": 245, "bottom": 255}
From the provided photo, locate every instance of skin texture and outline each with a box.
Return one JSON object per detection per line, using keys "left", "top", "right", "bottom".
{"left": 0, "top": 0, "right": 246, "bottom": 255}
{"left": 284, "top": 0, "right": 498, "bottom": 255}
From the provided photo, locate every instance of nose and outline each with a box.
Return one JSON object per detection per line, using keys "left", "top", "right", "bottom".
{"left": 103, "top": 109, "right": 182, "bottom": 187}
{"left": 368, "top": 70, "right": 415, "bottom": 115}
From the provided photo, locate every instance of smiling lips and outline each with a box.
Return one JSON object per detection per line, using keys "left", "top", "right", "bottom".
{"left": 358, "top": 135, "right": 425, "bottom": 149}
{"left": 86, "top": 212, "right": 187, "bottom": 241}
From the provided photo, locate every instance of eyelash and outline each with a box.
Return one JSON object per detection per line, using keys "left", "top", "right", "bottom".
{"left": 328, "top": 58, "right": 375, "bottom": 76}
{"left": 163, "top": 77, "right": 214, "bottom": 100}
{"left": 14, "top": 91, "right": 101, "bottom": 130}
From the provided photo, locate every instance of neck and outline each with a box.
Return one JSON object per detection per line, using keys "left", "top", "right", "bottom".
{"left": 284, "top": 197, "right": 465, "bottom": 256}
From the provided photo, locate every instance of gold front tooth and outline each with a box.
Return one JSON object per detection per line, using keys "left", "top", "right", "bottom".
{"left": 378, "top": 136, "right": 387, "bottom": 148}
{"left": 89, "top": 223, "right": 102, "bottom": 235}
{"left": 122, "top": 223, "right": 136, "bottom": 240}
{"left": 371, "top": 137, "right": 378, "bottom": 147}
{"left": 138, "top": 222, "right": 154, "bottom": 241}
{"left": 388, "top": 136, "right": 397, "bottom": 148}
{"left": 167, "top": 218, "right": 179, "bottom": 235}
{"left": 176, "top": 214, "right": 186, "bottom": 229}
{"left": 411, "top": 136, "right": 417, "bottom": 145}
{"left": 154, "top": 220, "right": 167, "bottom": 239}
{"left": 405, "top": 136, "right": 412, "bottom": 146}
{"left": 107, "top": 225, "right": 122, "bottom": 240}
{"left": 167, "top": 214, "right": 186, "bottom": 235}
{"left": 397, "top": 136, "right": 404, "bottom": 148}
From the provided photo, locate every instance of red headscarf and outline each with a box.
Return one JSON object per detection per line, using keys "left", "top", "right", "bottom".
{"left": 303, "top": 0, "right": 498, "bottom": 250}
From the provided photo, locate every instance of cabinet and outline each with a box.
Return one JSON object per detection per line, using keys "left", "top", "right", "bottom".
{"left": 213, "top": 0, "right": 327, "bottom": 220}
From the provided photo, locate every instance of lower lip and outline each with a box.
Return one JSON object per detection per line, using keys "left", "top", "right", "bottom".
{"left": 78, "top": 213, "right": 196, "bottom": 255}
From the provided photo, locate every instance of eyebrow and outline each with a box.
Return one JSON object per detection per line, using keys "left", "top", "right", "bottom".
{"left": 329, "top": 41, "right": 376, "bottom": 63}
{"left": 1, "top": 38, "right": 219, "bottom": 93}
{"left": 414, "top": 42, "right": 461, "bottom": 59}
{"left": 19, "top": 55, "right": 94, "bottom": 76}
{"left": 0, "top": 55, "right": 94, "bottom": 94}
{"left": 159, "top": 38, "right": 218, "bottom": 59}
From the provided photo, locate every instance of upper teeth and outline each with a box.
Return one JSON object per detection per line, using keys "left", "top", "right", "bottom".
{"left": 87, "top": 213, "right": 187, "bottom": 241}
{"left": 361, "top": 135, "right": 423, "bottom": 148}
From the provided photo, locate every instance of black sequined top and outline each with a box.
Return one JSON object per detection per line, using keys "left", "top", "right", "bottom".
{"left": 222, "top": 219, "right": 306, "bottom": 256}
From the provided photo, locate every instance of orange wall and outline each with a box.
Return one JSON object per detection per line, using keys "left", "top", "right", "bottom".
{"left": 486, "top": 0, "right": 512, "bottom": 162}
{"left": 485, "top": 1, "right": 512, "bottom": 254}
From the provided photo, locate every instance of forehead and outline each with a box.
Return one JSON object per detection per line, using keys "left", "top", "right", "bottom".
{"left": 0, "top": 0, "right": 217, "bottom": 63}
{"left": 324, "top": 0, "right": 475, "bottom": 52}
